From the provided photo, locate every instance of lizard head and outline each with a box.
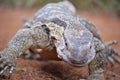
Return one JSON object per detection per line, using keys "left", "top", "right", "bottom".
{"left": 57, "top": 30, "right": 95, "bottom": 66}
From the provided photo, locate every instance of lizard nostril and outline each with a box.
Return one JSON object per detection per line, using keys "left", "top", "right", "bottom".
{"left": 41, "top": 24, "right": 50, "bottom": 34}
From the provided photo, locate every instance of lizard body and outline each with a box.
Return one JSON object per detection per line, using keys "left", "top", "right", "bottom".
{"left": 0, "top": 0, "right": 119, "bottom": 80}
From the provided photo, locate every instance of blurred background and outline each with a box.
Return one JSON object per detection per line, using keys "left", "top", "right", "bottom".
{"left": 0, "top": 0, "right": 120, "bottom": 17}
{"left": 0, "top": 0, "right": 120, "bottom": 80}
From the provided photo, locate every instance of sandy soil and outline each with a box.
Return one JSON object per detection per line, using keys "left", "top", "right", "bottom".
{"left": 0, "top": 8, "right": 120, "bottom": 80}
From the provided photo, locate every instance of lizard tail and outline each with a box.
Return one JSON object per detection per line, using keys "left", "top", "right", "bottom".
{"left": 105, "top": 40, "right": 120, "bottom": 65}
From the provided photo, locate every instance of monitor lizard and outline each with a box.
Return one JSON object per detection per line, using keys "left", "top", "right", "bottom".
{"left": 0, "top": 0, "right": 119, "bottom": 80}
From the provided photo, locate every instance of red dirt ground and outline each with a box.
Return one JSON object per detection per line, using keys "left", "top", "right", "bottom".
{"left": 0, "top": 8, "right": 120, "bottom": 80}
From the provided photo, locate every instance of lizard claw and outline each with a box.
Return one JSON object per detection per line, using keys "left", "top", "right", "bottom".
{"left": 0, "top": 65, "right": 14, "bottom": 79}
{"left": 8, "top": 66, "right": 14, "bottom": 79}
{"left": 0, "top": 65, "right": 9, "bottom": 75}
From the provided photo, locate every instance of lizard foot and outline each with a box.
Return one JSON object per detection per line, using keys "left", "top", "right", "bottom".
{"left": 0, "top": 52, "right": 16, "bottom": 79}
{"left": 106, "top": 47, "right": 120, "bottom": 65}
{"left": 0, "top": 65, "right": 14, "bottom": 79}
{"left": 105, "top": 40, "right": 120, "bottom": 65}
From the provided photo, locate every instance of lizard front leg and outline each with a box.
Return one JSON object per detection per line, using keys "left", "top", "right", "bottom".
{"left": 87, "top": 38, "right": 106, "bottom": 80}
{"left": 0, "top": 28, "right": 34, "bottom": 79}
{"left": 88, "top": 51, "right": 106, "bottom": 80}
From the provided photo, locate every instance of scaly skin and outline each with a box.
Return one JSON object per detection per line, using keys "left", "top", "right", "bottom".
{"left": 0, "top": 0, "right": 119, "bottom": 79}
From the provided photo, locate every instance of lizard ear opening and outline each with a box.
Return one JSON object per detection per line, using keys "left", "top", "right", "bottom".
{"left": 41, "top": 24, "right": 47, "bottom": 28}
{"left": 41, "top": 24, "right": 50, "bottom": 35}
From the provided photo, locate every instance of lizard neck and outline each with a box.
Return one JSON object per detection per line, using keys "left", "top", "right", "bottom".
{"left": 47, "top": 22, "right": 65, "bottom": 47}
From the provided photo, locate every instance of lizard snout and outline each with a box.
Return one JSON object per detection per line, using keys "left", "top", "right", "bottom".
{"left": 57, "top": 40, "right": 95, "bottom": 66}
{"left": 67, "top": 44, "right": 94, "bottom": 66}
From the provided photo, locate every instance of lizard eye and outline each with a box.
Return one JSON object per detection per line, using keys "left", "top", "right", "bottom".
{"left": 65, "top": 43, "right": 69, "bottom": 49}
{"left": 90, "top": 46, "right": 92, "bottom": 48}
{"left": 65, "top": 43, "right": 68, "bottom": 46}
